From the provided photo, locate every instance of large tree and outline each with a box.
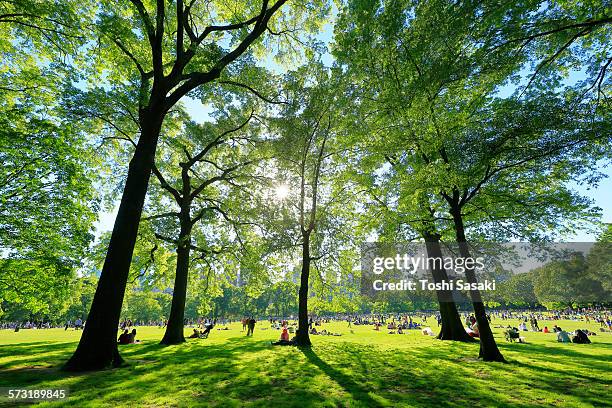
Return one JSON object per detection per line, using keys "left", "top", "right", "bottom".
{"left": 334, "top": 0, "right": 611, "bottom": 350}
{"left": 334, "top": 0, "right": 518, "bottom": 342}
{"left": 266, "top": 67, "right": 357, "bottom": 346}
{"left": 147, "top": 108, "right": 263, "bottom": 344}
{"left": 63, "top": 0, "right": 326, "bottom": 371}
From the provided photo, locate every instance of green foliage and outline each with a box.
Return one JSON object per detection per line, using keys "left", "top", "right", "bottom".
{"left": 586, "top": 224, "right": 612, "bottom": 293}
{"left": 122, "top": 290, "right": 166, "bottom": 322}
{"left": 494, "top": 244, "right": 610, "bottom": 307}
{"left": 1, "top": 0, "right": 611, "bottom": 334}
{"left": 334, "top": 0, "right": 610, "bottom": 248}
{"left": 0, "top": 78, "right": 98, "bottom": 315}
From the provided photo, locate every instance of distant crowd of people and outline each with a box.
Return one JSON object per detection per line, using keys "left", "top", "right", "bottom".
{"left": 4, "top": 307, "right": 611, "bottom": 350}
{"left": 493, "top": 308, "right": 612, "bottom": 329}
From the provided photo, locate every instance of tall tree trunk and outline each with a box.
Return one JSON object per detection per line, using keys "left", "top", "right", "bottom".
{"left": 160, "top": 217, "right": 192, "bottom": 345}
{"left": 423, "top": 234, "right": 474, "bottom": 342}
{"left": 63, "top": 114, "right": 163, "bottom": 371}
{"left": 451, "top": 209, "right": 506, "bottom": 362}
{"left": 295, "top": 233, "right": 312, "bottom": 346}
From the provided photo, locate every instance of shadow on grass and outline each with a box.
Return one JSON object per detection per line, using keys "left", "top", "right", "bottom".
{"left": 1, "top": 339, "right": 327, "bottom": 406}
{"left": 0, "top": 335, "right": 610, "bottom": 407}
{"left": 300, "top": 346, "right": 383, "bottom": 407}
{"left": 497, "top": 341, "right": 611, "bottom": 371}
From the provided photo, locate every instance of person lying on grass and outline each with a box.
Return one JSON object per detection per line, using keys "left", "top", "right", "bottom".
{"left": 309, "top": 327, "right": 341, "bottom": 336}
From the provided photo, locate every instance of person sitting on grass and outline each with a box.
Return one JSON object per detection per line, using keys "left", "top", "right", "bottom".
{"left": 280, "top": 327, "right": 289, "bottom": 341}
{"left": 572, "top": 329, "right": 591, "bottom": 344}
{"left": 129, "top": 328, "right": 140, "bottom": 343}
{"left": 397, "top": 327, "right": 404, "bottom": 334}
{"left": 272, "top": 329, "right": 300, "bottom": 346}
{"left": 504, "top": 327, "right": 520, "bottom": 342}
{"left": 543, "top": 326, "right": 550, "bottom": 333}
{"left": 200, "top": 321, "right": 215, "bottom": 338}
{"left": 188, "top": 328, "right": 200, "bottom": 339}
{"left": 519, "top": 322, "right": 528, "bottom": 331}
{"left": 467, "top": 322, "right": 480, "bottom": 338}
{"left": 557, "top": 329, "right": 571, "bottom": 343}
{"left": 310, "top": 327, "right": 318, "bottom": 335}
{"left": 421, "top": 327, "right": 434, "bottom": 336}
{"left": 118, "top": 329, "right": 131, "bottom": 345}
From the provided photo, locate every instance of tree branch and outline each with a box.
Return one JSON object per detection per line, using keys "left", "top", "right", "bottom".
{"left": 151, "top": 164, "right": 182, "bottom": 202}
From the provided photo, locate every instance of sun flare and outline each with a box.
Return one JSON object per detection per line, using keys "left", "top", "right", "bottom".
{"left": 274, "top": 184, "right": 290, "bottom": 200}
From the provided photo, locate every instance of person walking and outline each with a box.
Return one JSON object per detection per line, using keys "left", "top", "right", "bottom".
{"left": 246, "top": 317, "right": 256, "bottom": 336}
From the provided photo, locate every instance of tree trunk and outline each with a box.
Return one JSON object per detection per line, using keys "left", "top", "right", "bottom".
{"left": 63, "top": 114, "right": 163, "bottom": 371}
{"left": 295, "top": 233, "right": 312, "bottom": 346}
{"left": 160, "top": 219, "right": 191, "bottom": 345}
{"left": 452, "top": 209, "right": 506, "bottom": 362}
{"left": 423, "top": 235, "right": 474, "bottom": 342}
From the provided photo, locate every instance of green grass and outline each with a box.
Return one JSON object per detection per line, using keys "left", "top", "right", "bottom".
{"left": 0, "top": 319, "right": 610, "bottom": 407}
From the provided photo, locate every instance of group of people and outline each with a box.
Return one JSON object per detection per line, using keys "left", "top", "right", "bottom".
{"left": 117, "top": 328, "right": 139, "bottom": 344}
{"left": 343, "top": 313, "right": 432, "bottom": 327}
{"left": 0, "top": 319, "right": 89, "bottom": 331}
{"left": 494, "top": 308, "right": 612, "bottom": 331}
{"left": 386, "top": 319, "right": 422, "bottom": 334}
{"left": 272, "top": 327, "right": 301, "bottom": 346}
{"left": 551, "top": 326, "right": 593, "bottom": 344}
{"left": 309, "top": 326, "right": 341, "bottom": 336}
{"left": 503, "top": 323, "right": 595, "bottom": 344}
{"left": 188, "top": 320, "right": 216, "bottom": 338}
{"left": 242, "top": 317, "right": 257, "bottom": 336}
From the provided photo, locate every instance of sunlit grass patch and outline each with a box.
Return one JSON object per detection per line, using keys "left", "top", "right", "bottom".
{"left": 0, "top": 319, "right": 609, "bottom": 407}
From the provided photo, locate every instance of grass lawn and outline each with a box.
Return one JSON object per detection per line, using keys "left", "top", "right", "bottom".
{"left": 0, "top": 318, "right": 610, "bottom": 407}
